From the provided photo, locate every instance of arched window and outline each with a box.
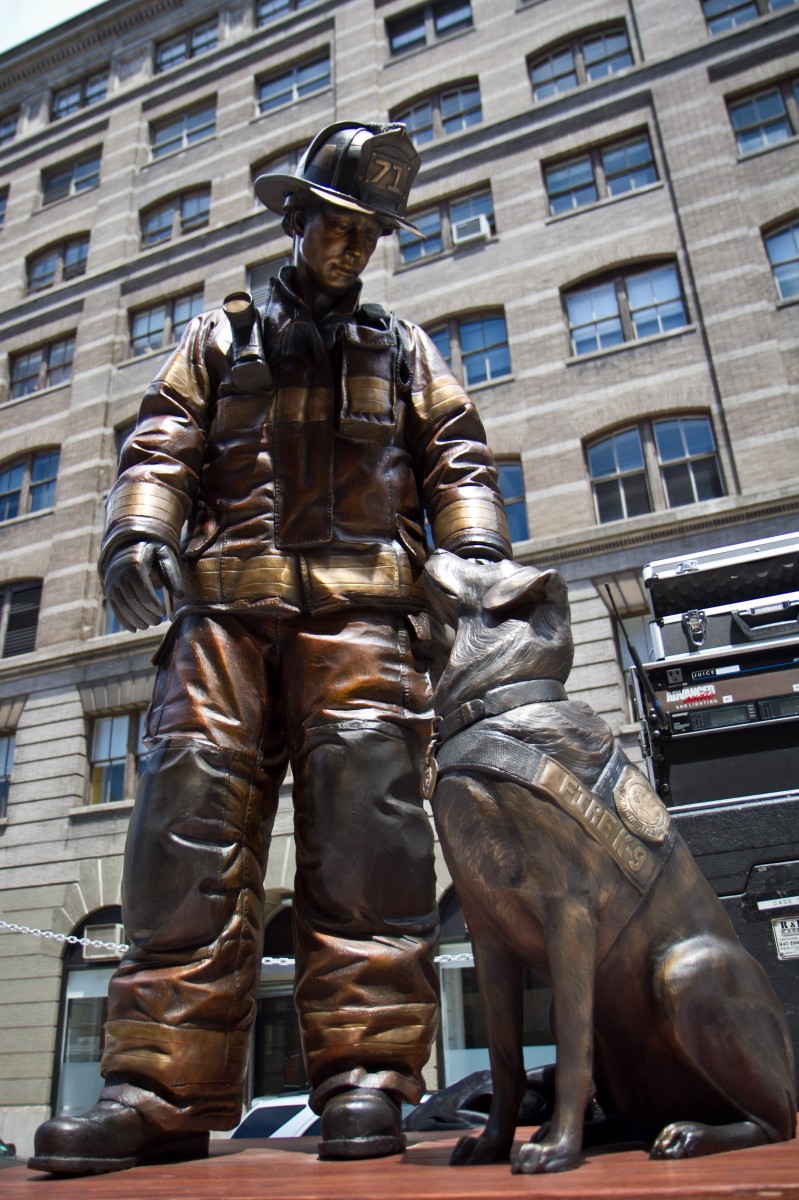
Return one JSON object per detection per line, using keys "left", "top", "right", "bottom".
{"left": 51, "top": 906, "right": 124, "bottom": 1117}
{"left": 764, "top": 217, "right": 799, "bottom": 300}
{"left": 564, "top": 262, "right": 689, "bottom": 356}
{"left": 586, "top": 415, "right": 725, "bottom": 524}
{"left": 0, "top": 450, "right": 60, "bottom": 521}
{"left": 529, "top": 25, "right": 633, "bottom": 101}
{"left": 140, "top": 187, "right": 210, "bottom": 247}
{"left": 393, "top": 81, "right": 482, "bottom": 147}
{"left": 426, "top": 311, "right": 511, "bottom": 387}
{"left": 27, "top": 236, "right": 89, "bottom": 293}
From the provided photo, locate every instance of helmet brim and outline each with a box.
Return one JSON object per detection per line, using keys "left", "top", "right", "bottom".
{"left": 254, "top": 172, "right": 423, "bottom": 238}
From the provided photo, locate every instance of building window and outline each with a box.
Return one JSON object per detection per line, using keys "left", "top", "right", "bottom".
{"left": 0, "top": 110, "right": 17, "bottom": 146}
{"left": 0, "top": 188, "right": 7, "bottom": 228}
{"left": 427, "top": 313, "right": 511, "bottom": 388}
{"left": 728, "top": 80, "right": 799, "bottom": 154}
{"left": 27, "top": 236, "right": 89, "bottom": 293}
{"left": 0, "top": 450, "right": 60, "bottom": 522}
{"left": 130, "top": 290, "right": 204, "bottom": 356}
{"left": 497, "top": 460, "right": 529, "bottom": 542}
{"left": 530, "top": 26, "right": 633, "bottom": 101}
{"left": 151, "top": 101, "right": 216, "bottom": 160}
{"left": 248, "top": 255, "right": 291, "bottom": 307}
{"left": 256, "top": 0, "right": 317, "bottom": 24}
{"left": 0, "top": 733, "right": 13, "bottom": 818}
{"left": 251, "top": 145, "right": 303, "bottom": 206}
{"left": 140, "top": 188, "right": 211, "bottom": 247}
{"left": 565, "top": 263, "right": 688, "bottom": 356}
{"left": 0, "top": 581, "right": 42, "bottom": 657}
{"left": 765, "top": 219, "right": 799, "bottom": 299}
{"left": 155, "top": 18, "right": 218, "bottom": 71}
{"left": 703, "top": 0, "right": 797, "bottom": 34}
{"left": 257, "top": 53, "right": 331, "bottom": 114}
{"left": 544, "top": 132, "right": 657, "bottom": 215}
{"left": 654, "top": 417, "right": 725, "bottom": 508}
{"left": 10, "top": 336, "right": 75, "bottom": 398}
{"left": 89, "top": 711, "right": 146, "bottom": 804}
{"left": 387, "top": 0, "right": 473, "bottom": 56}
{"left": 42, "top": 151, "right": 101, "bottom": 206}
{"left": 394, "top": 82, "right": 482, "bottom": 147}
{"left": 399, "top": 188, "right": 494, "bottom": 264}
{"left": 587, "top": 416, "right": 724, "bottom": 524}
{"left": 51, "top": 70, "right": 108, "bottom": 120}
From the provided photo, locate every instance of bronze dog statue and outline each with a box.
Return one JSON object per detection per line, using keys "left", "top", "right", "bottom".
{"left": 423, "top": 550, "right": 796, "bottom": 1174}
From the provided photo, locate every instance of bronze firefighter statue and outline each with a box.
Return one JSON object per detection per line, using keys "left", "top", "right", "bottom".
{"left": 30, "top": 121, "right": 511, "bottom": 1176}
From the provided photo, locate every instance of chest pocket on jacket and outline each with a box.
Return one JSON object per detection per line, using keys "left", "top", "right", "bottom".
{"left": 338, "top": 326, "right": 397, "bottom": 442}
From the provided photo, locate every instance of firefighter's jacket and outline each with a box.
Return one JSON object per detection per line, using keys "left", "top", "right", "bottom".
{"left": 100, "top": 268, "right": 512, "bottom": 616}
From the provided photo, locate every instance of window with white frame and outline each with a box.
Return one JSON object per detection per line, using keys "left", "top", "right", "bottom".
{"left": 0, "top": 110, "right": 17, "bottom": 146}
{"left": 51, "top": 69, "right": 108, "bottom": 120}
{"left": 399, "top": 188, "right": 494, "bottom": 264}
{"left": 155, "top": 18, "right": 218, "bottom": 71}
{"left": 564, "top": 263, "right": 688, "bottom": 356}
{"left": 130, "top": 290, "right": 204, "bottom": 356}
{"left": 256, "top": 0, "right": 318, "bottom": 24}
{"left": 257, "top": 53, "right": 331, "bottom": 115}
{"left": 10, "top": 336, "right": 75, "bottom": 398}
{"left": 702, "top": 0, "right": 796, "bottom": 34}
{"left": 727, "top": 80, "right": 799, "bottom": 154}
{"left": 27, "top": 236, "right": 89, "bottom": 293}
{"left": 426, "top": 312, "right": 511, "bottom": 388}
{"left": 42, "top": 151, "right": 101, "bottom": 206}
{"left": 394, "top": 82, "right": 482, "bottom": 147}
{"left": 0, "top": 733, "right": 15, "bottom": 818}
{"left": 150, "top": 101, "right": 216, "bottom": 160}
{"left": 529, "top": 26, "right": 632, "bottom": 101}
{"left": 0, "top": 450, "right": 60, "bottom": 522}
{"left": 586, "top": 416, "right": 724, "bottom": 524}
{"left": 140, "top": 188, "right": 211, "bottom": 247}
{"left": 387, "top": 0, "right": 473, "bottom": 56}
{"left": 497, "top": 460, "right": 529, "bottom": 543}
{"left": 765, "top": 218, "right": 799, "bottom": 300}
{"left": 544, "top": 132, "right": 657, "bottom": 215}
{"left": 0, "top": 580, "right": 42, "bottom": 658}
{"left": 88, "top": 711, "right": 147, "bottom": 805}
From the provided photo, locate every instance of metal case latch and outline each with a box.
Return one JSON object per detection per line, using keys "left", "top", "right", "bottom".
{"left": 682, "top": 608, "right": 707, "bottom": 647}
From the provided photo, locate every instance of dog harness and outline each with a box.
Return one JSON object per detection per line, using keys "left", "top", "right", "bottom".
{"left": 427, "top": 712, "right": 677, "bottom": 962}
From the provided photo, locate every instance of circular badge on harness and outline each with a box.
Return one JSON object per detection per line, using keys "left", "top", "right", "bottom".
{"left": 614, "top": 770, "right": 670, "bottom": 844}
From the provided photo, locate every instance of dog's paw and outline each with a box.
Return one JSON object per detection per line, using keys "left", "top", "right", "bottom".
{"left": 650, "top": 1121, "right": 705, "bottom": 1159}
{"left": 650, "top": 1120, "right": 767, "bottom": 1160}
{"left": 450, "top": 1134, "right": 511, "bottom": 1166}
{"left": 512, "top": 1138, "right": 582, "bottom": 1174}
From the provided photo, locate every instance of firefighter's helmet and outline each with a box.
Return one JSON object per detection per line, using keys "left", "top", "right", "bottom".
{"left": 255, "top": 121, "right": 422, "bottom": 237}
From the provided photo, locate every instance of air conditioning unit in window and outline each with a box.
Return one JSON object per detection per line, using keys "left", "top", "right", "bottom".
{"left": 82, "top": 923, "right": 126, "bottom": 962}
{"left": 451, "top": 212, "right": 492, "bottom": 246}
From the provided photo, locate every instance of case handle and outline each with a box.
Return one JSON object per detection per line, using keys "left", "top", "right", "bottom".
{"left": 731, "top": 604, "right": 799, "bottom": 642}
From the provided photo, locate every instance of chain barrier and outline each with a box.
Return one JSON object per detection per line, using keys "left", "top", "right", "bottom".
{"left": 0, "top": 919, "right": 130, "bottom": 954}
{"left": 1, "top": 920, "right": 475, "bottom": 965}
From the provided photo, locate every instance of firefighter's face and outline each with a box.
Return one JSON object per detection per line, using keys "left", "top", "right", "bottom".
{"left": 293, "top": 203, "right": 386, "bottom": 295}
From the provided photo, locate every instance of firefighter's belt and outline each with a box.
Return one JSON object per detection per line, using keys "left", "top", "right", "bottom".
{"left": 434, "top": 729, "right": 675, "bottom": 896}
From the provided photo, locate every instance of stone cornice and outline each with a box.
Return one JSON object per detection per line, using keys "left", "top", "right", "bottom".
{"left": 0, "top": 0, "right": 181, "bottom": 87}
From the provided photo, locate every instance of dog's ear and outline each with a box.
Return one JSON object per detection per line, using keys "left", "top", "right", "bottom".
{"left": 482, "top": 566, "right": 562, "bottom": 618}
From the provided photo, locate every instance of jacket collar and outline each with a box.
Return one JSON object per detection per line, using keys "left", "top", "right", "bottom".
{"left": 275, "top": 265, "right": 363, "bottom": 323}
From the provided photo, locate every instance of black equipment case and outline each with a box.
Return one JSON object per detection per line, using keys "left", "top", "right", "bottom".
{"left": 630, "top": 532, "right": 799, "bottom": 1087}
{"left": 643, "top": 532, "right": 799, "bottom": 659}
